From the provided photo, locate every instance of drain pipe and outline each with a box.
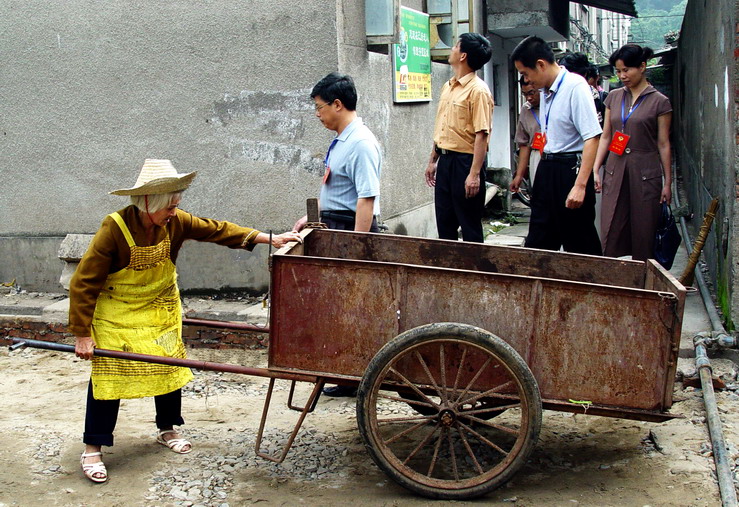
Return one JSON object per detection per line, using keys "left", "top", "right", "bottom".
{"left": 673, "top": 187, "right": 738, "bottom": 506}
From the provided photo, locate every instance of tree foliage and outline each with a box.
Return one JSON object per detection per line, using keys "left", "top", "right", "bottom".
{"left": 630, "top": 0, "right": 687, "bottom": 49}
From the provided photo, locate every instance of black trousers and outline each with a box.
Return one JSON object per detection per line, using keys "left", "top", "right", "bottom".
{"left": 525, "top": 157, "right": 602, "bottom": 255}
{"left": 434, "top": 152, "right": 486, "bottom": 243}
{"left": 83, "top": 382, "right": 184, "bottom": 447}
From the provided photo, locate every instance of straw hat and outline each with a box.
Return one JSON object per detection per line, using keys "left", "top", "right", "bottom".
{"left": 110, "top": 159, "right": 197, "bottom": 196}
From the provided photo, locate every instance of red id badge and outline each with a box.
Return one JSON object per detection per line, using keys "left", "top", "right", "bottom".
{"left": 609, "top": 131, "right": 631, "bottom": 155}
{"left": 531, "top": 132, "right": 546, "bottom": 152}
{"left": 322, "top": 166, "right": 331, "bottom": 185}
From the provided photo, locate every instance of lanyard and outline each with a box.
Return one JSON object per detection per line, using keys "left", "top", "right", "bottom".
{"left": 531, "top": 108, "right": 541, "bottom": 127}
{"left": 621, "top": 92, "right": 645, "bottom": 129}
{"left": 324, "top": 138, "right": 338, "bottom": 168}
{"left": 544, "top": 70, "right": 567, "bottom": 133}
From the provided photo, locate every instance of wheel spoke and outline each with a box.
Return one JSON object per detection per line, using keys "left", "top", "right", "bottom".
{"left": 377, "top": 391, "right": 437, "bottom": 410}
{"left": 384, "top": 418, "right": 434, "bottom": 445}
{"left": 446, "top": 426, "right": 460, "bottom": 481}
{"left": 460, "top": 414, "right": 520, "bottom": 436}
{"left": 402, "top": 422, "right": 442, "bottom": 466}
{"left": 459, "top": 403, "right": 521, "bottom": 417}
{"left": 427, "top": 426, "right": 444, "bottom": 477}
{"left": 457, "top": 420, "right": 511, "bottom": 456}
{"left": 456, "top": 424, "right": 484, "bottom": 475}
{"left": 438, "top": 344, "right": 449, "bottom": 405}
{"left": 458, "top": 381, "right": 514, "bottom": 407}
{"left": 451, "top": 347, "right": 468, "bottom": 401}
{"left": 414, "top": 350, "right": 444, "bottom": 401}
{"left": 387, "top": 366, "right": 440, "bottom": 410}
{"left": 454, "top": 356, "right": 493, "bottom": 406}
{"left": 377, "top": 414, "right": 436, "bottom": 425}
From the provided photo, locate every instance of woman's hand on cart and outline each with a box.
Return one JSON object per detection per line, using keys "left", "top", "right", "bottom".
{"left": 261, "top": 231, "right": 303, "bottom": 249}
{"left": 75, "top": 336, "right": 96, "bottom": 360}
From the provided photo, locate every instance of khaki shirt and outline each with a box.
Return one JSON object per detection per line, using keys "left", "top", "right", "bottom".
{"left": 433, "top": 72, "right": 494, "bottom": 154}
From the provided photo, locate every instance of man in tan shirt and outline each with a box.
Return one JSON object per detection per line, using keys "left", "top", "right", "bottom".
{"left": 425, "top": 32, "right": 493, "bottom": 242}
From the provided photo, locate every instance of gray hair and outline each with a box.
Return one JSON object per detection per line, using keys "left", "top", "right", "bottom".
{"left": 130, "top": 192, "right": 182, "bottom": 214}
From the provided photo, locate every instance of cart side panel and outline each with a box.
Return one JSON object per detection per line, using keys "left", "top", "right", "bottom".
{"left": 644, "top": 259, "right": 686, "bottom": 408}
{"left": 305, "top": 230, "right": 647, "bottom": 289}
{"left": 270, "top": 242, "right": 677, "bottom": 413}
{"left": 269, "top": 257, "right": 400, "bottom": 375}
{"left": 400, "top": 268, "right": 673, "bottom": 411}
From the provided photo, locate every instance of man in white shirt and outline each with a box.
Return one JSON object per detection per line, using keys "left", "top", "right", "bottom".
{"left": 511, "top": 36, "right": 602, "bottom": 255}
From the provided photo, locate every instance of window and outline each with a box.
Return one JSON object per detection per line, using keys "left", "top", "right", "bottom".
{"left": 365, "top": 0, "right": 400, "bottom": 45}
{"left": 428, "top": 0, "right": 474, "bottom": 61}
{"left": 365, "top": 0, "right": 474, "bottom": 60}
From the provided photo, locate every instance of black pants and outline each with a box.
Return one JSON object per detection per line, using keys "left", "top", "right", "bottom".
{"left": 525, "top": 157, "right": 602, "bottom": 255}
{"left": 83, "top": 382, "right": 184, "bottom": 446}
{"left": 434, "top": 152, "right": 486, "bottom": 243}
{"left": 320, "top": 210, "right": 380, "bottom": 232}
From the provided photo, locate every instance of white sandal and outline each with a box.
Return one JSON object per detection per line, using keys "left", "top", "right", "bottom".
{"left": 80, "top": 451, "right": 108, "bottom": 483}
{"left": 156, "top": 429, "right": 192, "bottom": 454}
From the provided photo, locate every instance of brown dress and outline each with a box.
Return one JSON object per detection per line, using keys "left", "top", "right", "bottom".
{"left": 600, "top": 85, "right": 672, "bottom": 260}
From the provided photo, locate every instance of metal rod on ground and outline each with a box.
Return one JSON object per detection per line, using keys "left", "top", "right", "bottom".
{"left": 679, "top": 197, "right": 719, "bottom": 287}
{"left": 694, "top": 334, "right": 738, "bottom": 507}
{"left": 673, "top": 182, "right": 738, "bottom": 507}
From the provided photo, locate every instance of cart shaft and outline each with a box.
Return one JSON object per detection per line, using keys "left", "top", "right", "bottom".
{"left": 10, "top": 338, "right": 316, "bottom": 383}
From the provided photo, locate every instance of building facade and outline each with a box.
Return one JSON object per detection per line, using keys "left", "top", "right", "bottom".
{"left": 0, "top": 0, "right": 635, "bottom": 295}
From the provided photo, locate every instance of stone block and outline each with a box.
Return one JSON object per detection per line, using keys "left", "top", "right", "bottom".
{"left": 57, "top": 234, "right": 94, "bottom": 261}
{"left": 58, "top": 234, "right": 94, "bottom": 291}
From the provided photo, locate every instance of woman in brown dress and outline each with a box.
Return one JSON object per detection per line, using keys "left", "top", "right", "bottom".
{"left": 593, "top": 44, "right": 672, "bottom": 260}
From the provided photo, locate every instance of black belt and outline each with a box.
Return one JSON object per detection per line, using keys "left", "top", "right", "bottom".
{"left": 321, "top": 210, "right": 356, "bottom": 223}
{"left": 435, "top": 146, "right": 470, "bottom": 156}
{"left": 541, "top": 151, "right": 581, "bottom": 161}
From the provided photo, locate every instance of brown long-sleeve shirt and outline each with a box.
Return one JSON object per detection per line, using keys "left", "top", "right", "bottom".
{"left": 68, "top": 205, "right": 261, "bottom": 336}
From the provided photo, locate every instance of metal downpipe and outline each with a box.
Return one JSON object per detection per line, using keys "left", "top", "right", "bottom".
{"left": 673, "top": 183, "right": 738, "bottom": 506}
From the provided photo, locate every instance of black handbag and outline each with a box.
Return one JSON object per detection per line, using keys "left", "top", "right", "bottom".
{"left": 653, "top": 202, "right": 682, "bottom": 269}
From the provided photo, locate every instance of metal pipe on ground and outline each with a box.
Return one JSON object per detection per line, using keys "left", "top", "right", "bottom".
{"left": 673, "top": 184, "right": 738, "bottom": 506}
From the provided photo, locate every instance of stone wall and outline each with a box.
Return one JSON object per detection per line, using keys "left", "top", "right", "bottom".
{"left": 673, "top": 0, "right": 738, "bottom": 330}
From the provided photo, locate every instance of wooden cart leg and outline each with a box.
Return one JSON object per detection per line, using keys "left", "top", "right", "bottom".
{"left": 255, "top": 377, "right": 326, "bottom": 463}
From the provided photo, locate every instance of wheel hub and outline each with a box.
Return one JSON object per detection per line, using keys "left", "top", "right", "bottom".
{"left": 439, "top": 409, "right": 456, "bottom": 427}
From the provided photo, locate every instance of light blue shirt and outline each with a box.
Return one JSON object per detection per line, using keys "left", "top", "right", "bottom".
{"left": 319, "top": 117, "right": 382, "bottom": 215}
{"left": 540, "top": 68, "right": 602, "bottom": 154}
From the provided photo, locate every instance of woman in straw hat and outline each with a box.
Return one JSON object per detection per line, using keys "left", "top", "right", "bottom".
{"left": 68, "top": 159, "right": 302, "bottom": 483}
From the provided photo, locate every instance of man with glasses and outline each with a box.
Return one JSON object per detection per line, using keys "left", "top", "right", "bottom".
{"left": 425, "top": 33, "right": 493, "bottom": 243}
{"left": 510, "top": 76, "right": 542, "bottom": 194}
{"left": 293, "top": 72, "right": 382, "bottom": 237}
{"left": 293, "top": 72, "right": 382, "bottom": 397}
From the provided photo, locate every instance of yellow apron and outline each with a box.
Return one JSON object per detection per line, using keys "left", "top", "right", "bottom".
{"left": 90, "top": 212, "right": 193, "bottom": 400}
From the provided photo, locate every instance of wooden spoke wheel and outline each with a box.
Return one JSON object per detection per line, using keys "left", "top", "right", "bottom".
{"left": 357, "top": 323, "right": 541, "bottom": 500}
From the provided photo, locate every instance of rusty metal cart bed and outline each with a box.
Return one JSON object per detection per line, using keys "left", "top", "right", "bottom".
{"left": 12, "top": 227, "right": 686, "bottom": 500}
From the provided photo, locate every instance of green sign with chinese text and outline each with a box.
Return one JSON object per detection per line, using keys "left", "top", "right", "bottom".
{"left": 392, "top": 7, "right": 431, "bottom": 103}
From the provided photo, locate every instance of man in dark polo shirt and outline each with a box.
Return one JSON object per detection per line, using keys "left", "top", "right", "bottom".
{"left": 425, "top": 32, "right": 493, "bottom": 243}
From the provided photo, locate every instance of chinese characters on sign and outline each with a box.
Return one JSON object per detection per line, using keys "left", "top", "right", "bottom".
{"left": 392, "top": 7, "right": 431, "bottom": 103}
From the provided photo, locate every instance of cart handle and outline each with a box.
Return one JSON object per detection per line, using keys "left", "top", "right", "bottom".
{"left": 9, "top": 338, "right": 316, "bottom": 383}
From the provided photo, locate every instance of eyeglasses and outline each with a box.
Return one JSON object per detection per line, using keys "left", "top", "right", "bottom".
{"left": 523, "top": 90, "right": 537, "bottom": 97}
{"left": 314, "top": 101, "right": 333, "bottom": 112}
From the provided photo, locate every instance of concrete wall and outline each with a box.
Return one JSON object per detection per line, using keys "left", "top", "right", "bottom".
{"left": 0, "top": 0, "right": 450, "bottom": 292}
{"left": 673, "top": 0, "right": 738, "bottom": 329}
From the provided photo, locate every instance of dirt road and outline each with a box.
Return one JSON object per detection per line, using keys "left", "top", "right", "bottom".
{"left": 0, "top": 345, "right": 732, "bottom": 506}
